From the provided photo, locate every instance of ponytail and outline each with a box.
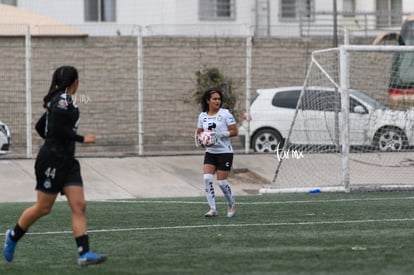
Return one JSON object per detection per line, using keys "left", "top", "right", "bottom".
{"left": 43, "top": 66, "right": 78, "bottom": 108}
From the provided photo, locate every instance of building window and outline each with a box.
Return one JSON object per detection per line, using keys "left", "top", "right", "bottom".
{"left": 85, "top": 0, "right": 116, "bottom": 22}
{"left": 199, "top": 0, "right": 236, "bottom": 21}
{"left": 376, "top": 0, "right": 402, "bottom": 28}
{"left": 280, "top": 0, "right": 314, "bottom": 21}
{"left": 0, "top": 0, "right": 16, "bottom": 5}
{"left": 343, "top": 0, "right": 355, "bottom": 17}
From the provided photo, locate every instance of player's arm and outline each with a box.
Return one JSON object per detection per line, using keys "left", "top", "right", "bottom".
{"left": 217, "top": 111, "right": 238, "bottom": 138}
{"left": 52, "top": 112, "right": 95, "bottom": 143}
{"left": 35, "top": 112, "right": 47, "bottom": 139}
{"left": 194, "top": 127, "right": 203, "bottom": 147}
{"left": 83, "top": 134, "right": 96, "bottom": 144}
{"left": 217, "top": 124, "right": 237, "bottom": 139}
{"left": 50, "top": 110, "right": 84, "bottom": 143}
{"left": 228, "top": 124, "right": 238, "bottom": 137}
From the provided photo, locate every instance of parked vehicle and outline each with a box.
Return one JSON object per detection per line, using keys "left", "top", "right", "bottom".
{"left": 239, "top": 86, "right": 414, "bottom": 153}
{"left": 0, "top": 121, "right": 11, "bottom": 155}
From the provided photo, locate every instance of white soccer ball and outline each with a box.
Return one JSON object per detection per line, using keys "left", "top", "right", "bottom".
{"left": 199, "top": 130, "right": 217, "bottom": 147}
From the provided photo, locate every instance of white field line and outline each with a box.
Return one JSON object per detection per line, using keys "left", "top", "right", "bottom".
{"left": 1, "top": 217, "right": 414, "bottom": 237}
{"left": 101, "top": 196, "right": 414, "bottom": 205}
{"left": 2, "top": 196, "right": 413, "bottom": 237}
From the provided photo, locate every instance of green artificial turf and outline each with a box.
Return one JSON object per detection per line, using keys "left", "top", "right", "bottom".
{"left": 1, "top": 191, "right": 414, "bottom": 274}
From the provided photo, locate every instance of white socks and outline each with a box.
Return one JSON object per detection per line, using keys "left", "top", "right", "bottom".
{"left": 204, "top": 174, "right": 216, "bottom": 211}
{"left": 217, "top": 179, "right": 235, "bottom": 206}
{"left": 204, "top": 174, "right": 235, "bottom": 210}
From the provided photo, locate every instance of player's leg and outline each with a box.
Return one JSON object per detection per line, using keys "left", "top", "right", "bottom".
{"left": 217, "top": 171, "right": 236, "bottom": 218}
{"left": 18, "top": 191, "right": 57, "bottom": 229}
{"left": 4, "top": 191, "right": 57, "bottom": 262}
{"left": 64, "top": 184, "right": 107, "bottom": 266}
{"left": 203, "top": 163, "right": 217, "bottom": 217}
{"left": 216, "top": 153, "right": 236, "bottom": 218}
{"left": 64, "top": 185, "right": 87, "bottom": 237}
{"left": 65, "top": 185, "right": 107, "bottom": 266}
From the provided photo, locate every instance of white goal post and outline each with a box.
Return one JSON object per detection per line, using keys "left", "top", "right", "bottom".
{"left": 261, "top": 45, "right": 414, "bottom": 194}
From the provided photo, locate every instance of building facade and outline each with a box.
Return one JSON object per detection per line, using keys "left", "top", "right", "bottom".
{"left": 1, "top": 0, "right": 414, "bottom": 36}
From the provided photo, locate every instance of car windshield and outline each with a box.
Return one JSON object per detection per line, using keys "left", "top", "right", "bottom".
{"left": 350, "top": 90, "right": 387, "bottom": 110}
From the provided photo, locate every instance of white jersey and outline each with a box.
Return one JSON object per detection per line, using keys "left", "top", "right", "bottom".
{"left": 197, "top": 108, "right": 236, "bottom": 154}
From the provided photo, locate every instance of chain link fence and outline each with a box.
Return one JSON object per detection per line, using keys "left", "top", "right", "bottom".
{"left": 0, "top": 24, "right": 379, "bottom": 158}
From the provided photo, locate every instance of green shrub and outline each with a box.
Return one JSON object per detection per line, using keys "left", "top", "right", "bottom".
{"left": 187, "top": 67, "right": 239, "bottom": 121}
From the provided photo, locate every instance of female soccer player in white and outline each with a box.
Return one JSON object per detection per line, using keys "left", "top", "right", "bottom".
{"left": 196, "top": 88, "right": 238, "bottom": 218}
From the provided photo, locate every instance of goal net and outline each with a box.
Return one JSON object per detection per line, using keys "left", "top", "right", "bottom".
{"left": 261, "top": 45, "right": 414, "bottom": 194}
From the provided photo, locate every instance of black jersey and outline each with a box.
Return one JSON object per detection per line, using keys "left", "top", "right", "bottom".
{"left": 35, "top": 91, "right": 84, "bottom": 158}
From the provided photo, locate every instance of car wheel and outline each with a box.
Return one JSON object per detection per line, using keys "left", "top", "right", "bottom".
{"left": 375, "top": 127, "right": 407, "bottom": 152}
{"left": 252, "top": 129, "right": 283, "bottom": 153}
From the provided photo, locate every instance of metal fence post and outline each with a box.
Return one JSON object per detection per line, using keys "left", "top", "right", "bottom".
{"left": 137, "top": 25, "right": 144, "bottom": 156}
{"left": 25, "top": 25, "right": 32, "bottom": 159}
{"left": 340, "top": 45, "right": 350, "bottom": 192}
{"left": 245, "top": 35, "right": 252, "bottom": 154}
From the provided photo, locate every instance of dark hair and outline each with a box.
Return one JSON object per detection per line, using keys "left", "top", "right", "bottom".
{"left": 201, "top": 88, "right": 223, "bottom": 112}
{"left": 43, "top": 66, "right": 78, "bottom": 108}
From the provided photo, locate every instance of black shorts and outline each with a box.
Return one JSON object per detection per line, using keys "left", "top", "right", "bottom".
{"left": 203, "top": 152, "right": 233, "bottom": 171}
{"left": 34, "top": 147, "right": 83, "bottom": 195}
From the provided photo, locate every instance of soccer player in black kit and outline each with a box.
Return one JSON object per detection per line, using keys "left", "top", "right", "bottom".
{"left": 3, "top": 66, "right": 107, "bottom": 266}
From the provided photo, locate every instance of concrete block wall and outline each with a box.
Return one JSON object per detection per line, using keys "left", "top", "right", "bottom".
{"left": 0, "top": 35, "right": 374, "bottom": 157}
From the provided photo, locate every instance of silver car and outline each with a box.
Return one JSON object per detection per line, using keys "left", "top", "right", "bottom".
{"left": 0, "top": 121, "right": 11, "bottom": 155}
{"left": 239, "top": 86, "right": 414, "bottom": 153}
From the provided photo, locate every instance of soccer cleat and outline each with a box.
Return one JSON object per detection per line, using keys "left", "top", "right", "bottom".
{"left": 227, "top": 201, "right": 236, "bottom": 218}
{"left": 3, "top": 229, "right": 17, "bottom": 262}
{"left": 77, "top": 251, "right": 107, "bottom": 266}
{"left": 204, "top": 209, "right": 218, "bottom": 217}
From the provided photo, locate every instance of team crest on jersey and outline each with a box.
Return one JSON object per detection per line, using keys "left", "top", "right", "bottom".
{"left": 57, "top": 93, "right": 70, "bottom": 110}
{"left": 217, "top": 115, "right": 222, "bottom": 121}
{"left": 57, "top": 99, "right": 68, "bottom": 110}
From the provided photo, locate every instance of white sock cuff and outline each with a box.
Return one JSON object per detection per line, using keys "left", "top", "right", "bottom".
{"left": 217, "top": 179, "right": 228, "bottom": 187}
{"left": 204, "top": 174, "right": 214, "bottom": 181}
